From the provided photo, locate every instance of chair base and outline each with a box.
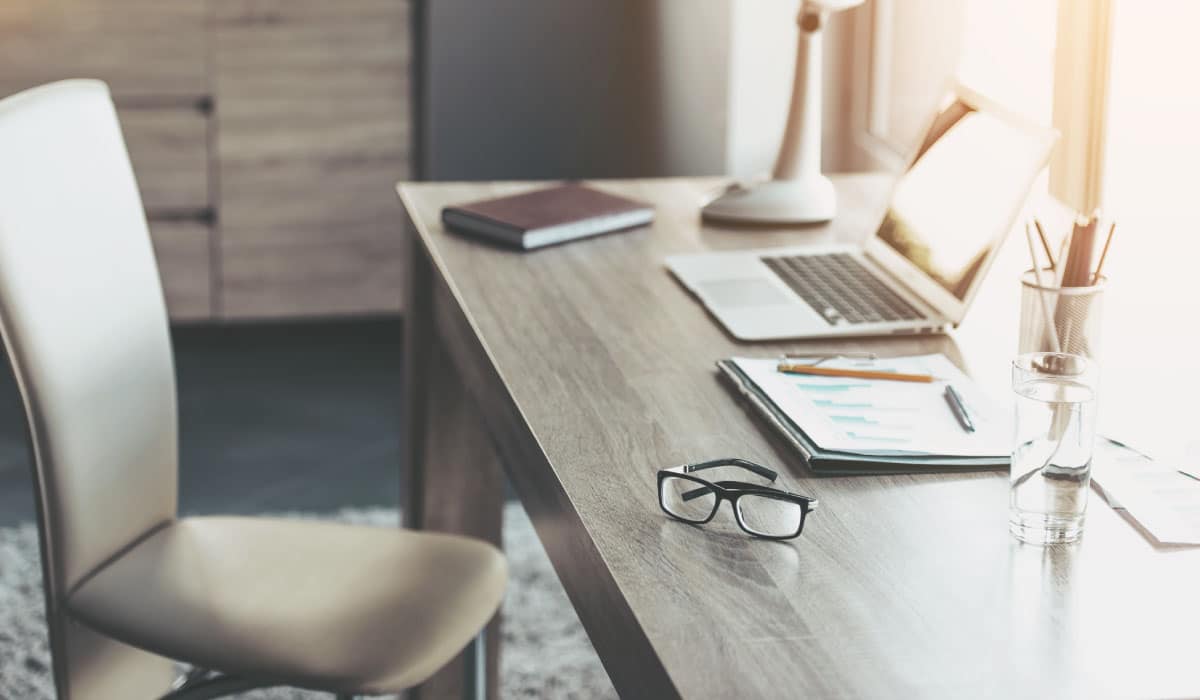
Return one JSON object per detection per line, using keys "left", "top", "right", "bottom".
{"left": 159, "top": 631, "right": 488, "bottom": 700}
{"left": 160, "top": 668, "right": 266, "bottom": 700}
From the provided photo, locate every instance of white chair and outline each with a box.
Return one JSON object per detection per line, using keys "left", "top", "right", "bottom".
{"left": 0, "top": 79, "right": 505, "bottom": 700}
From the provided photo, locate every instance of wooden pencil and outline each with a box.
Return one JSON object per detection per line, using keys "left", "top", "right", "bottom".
{"left": 776, "top": 363, "right": 935, "bottom": 383}
{"left": 1033, "top": 218, "right": 1056, "bottom": 270}
{"left": 1062, "top": 215, "right": 1098, "bottom": 287}
{"left": 1091, "top": 221, "right": 1117, "bottom": 284}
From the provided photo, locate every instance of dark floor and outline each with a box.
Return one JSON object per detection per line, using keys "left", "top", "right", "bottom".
{"left": 0, "top": 319, "right": 405, "bottom": 527}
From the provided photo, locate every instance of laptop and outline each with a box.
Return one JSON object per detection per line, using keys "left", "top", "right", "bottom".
{"left": 667, "top": 85, "right": 1059, "bottom": 341}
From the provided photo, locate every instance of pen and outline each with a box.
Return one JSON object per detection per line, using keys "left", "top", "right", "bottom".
{"left": 943, "top": 385, "right": 975, "bottom": 433}
{"left": 776, "top": 363, "right": 935, "bottom": 383}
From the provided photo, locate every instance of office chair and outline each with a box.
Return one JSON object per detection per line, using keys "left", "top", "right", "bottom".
{"left": 0, "top": 80, "right": 506, "bottom": 700}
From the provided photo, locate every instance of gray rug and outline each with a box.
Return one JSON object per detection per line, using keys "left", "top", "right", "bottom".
{"left": 0, "top": 504, "right": 617, "bottom": 699}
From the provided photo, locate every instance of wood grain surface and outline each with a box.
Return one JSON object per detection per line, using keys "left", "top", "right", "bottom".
{"left": 148, "top": 220, "right": 212, "bottom": 321}
{"left": 398, "top": 175, "right": 1200, "bottom": 699}
{"left": 122, "top": 107, "right": 211, "bottom": 216}
{"left": 1, "top": 0, "right": 412, "bottom": 322}
{"left": 213, "top": 0, "right": 411, "bottom": 319}
{"left": 0, "top": 0, "right": 207, "bottom": 100}
{"left": 402, "top": 237, "right": 503, "bottom": 699}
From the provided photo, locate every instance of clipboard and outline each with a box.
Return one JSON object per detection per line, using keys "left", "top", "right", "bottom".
{"left": 717, "top": 359, "right": 1009, "bottom": 476}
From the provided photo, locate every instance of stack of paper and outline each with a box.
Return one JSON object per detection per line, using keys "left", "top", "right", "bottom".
{"left": 719, "top": 353, "right": 1009, "bottom": 474}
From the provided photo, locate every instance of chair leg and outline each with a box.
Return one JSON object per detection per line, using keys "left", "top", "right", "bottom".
{"left": 462, "top": 631, "right": 486, "bottom": 700}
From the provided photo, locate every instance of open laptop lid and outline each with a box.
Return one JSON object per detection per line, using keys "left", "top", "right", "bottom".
{"left": 863, "top": 82, "right": 1059, "bottom": 326}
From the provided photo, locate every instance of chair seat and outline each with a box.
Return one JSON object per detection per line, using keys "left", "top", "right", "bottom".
{"left": 67, "top": 516, "right": 506, "bottom": 694}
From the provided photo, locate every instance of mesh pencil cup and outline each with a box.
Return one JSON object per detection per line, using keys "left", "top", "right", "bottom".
{"left": 1019, "top": 269, "right": 1105, "bottom": 360}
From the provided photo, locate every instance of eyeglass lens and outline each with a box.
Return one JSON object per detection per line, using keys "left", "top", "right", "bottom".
{"left": 660, "top": 475, "right": 717, "bottom": 523}
{"left": 736, "top": 493, "right": 803, "bottom": 537}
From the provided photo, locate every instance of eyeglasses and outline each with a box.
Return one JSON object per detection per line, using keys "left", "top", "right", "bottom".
{"left": 657, "top": 458, "right": 818, "bottom": 540}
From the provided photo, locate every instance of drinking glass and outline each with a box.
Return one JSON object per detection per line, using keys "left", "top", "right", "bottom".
{"left": 1010, "top": 352, "right": 1098, "bottom": 544}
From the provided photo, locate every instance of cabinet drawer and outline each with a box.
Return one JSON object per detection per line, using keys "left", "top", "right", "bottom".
{"left": 122, "top": 107, "right": 210, "bottom": 215}
{"left": 220, "top": 238, "right": 404, "bottom": 320}
{"left": 148, "top": 220, "right": 212, "bottom": 321}
{"left": 0, "top": 0, "right": 207, "bottom": 100}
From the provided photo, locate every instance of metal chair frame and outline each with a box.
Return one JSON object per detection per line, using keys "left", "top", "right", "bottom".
{"left": 158, "top": 632, "right": 486, "bottom": 700}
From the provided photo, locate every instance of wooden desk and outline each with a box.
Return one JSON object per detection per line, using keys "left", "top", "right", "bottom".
{"left": 396, "top": 176, "right": 1200, "bottom": 699}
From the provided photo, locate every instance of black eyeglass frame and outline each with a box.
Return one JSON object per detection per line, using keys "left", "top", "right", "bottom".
{"left": 656, "top": 458, "right": 819, "bottom": 540}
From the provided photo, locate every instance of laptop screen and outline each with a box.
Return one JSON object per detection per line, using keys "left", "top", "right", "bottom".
{"left": 873, "top": 96, "right": 1052, "bottom": 300}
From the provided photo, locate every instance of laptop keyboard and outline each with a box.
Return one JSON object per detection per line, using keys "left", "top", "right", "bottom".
{"left": 761, "top": 253, "right": 927, "bottom": 326}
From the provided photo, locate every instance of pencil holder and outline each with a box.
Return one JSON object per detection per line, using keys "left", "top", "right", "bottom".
{"left": 1019, "top": 269, "right": 1106, "bottom": 360}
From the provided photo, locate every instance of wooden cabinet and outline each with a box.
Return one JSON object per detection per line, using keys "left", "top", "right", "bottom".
{"left": 0, "top": 0, "right": 412, "bottom": 321}
{"left": 123, "top": 107, "right": 215, "bottom": 320}
{"left": 149, "top": 221, "right": 214, "bottom": 320}
{"left": 0, "top": 0, "right": 215, "bottom": 321}
{"left": 122, "top": 107, "right": 211, "bottom": 216}
{"left": 212, "top": 0, "right": 411, "bottom": 318}
{"left": 0, "top": 0, "right": 208, "bottom": 100}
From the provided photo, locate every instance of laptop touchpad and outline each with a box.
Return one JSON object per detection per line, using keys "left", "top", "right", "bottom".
{"left": 695, "top": 278, "right": 792, "bottom": 308}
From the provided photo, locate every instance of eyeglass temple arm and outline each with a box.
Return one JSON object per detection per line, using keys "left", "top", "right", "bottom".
{"left": 685, "top": 458, "right": 777, "bottom": 482}
{"left": 682, "top": 482, "right": 820, "bottom": 506}
{"left": 676, "top": 459, "right": 779, "bottom": 502}
{"left": 674, "top": 461, "right": 819, "bottom": 508}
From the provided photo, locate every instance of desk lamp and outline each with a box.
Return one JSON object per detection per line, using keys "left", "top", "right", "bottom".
{"left": 702, "top": 0, "right": 864, "bottom": 224}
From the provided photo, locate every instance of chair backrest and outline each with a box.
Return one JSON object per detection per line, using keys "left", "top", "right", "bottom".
{"left": 0, "top": 80, "right": 178, "bottom": 678}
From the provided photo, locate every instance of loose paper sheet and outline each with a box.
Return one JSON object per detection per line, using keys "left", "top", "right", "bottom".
{"left": 1093, "top": 440, "right": 1200, "bottom": 545}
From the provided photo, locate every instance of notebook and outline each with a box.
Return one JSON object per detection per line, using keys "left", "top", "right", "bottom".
{"left": 718, "top": 353, "right": 1010, "bottom": 475}
{"left": 441, "top": 183, "right": 654, "bottom": 250}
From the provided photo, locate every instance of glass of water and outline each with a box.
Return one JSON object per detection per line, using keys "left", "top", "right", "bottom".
{"left": 1010, "top": 352, "right": 1098, "bottom": 544}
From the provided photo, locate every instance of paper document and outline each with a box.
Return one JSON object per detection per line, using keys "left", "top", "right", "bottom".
{"left": 731, "top": 354, "right": 1008, "bottom": 457}
{"left": 1093, "top": 440, "right": 1200, "bottom": 545}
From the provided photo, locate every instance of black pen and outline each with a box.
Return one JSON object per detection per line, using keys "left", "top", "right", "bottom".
{"left": 943, "top": 384, "right": 975, "bottom": 433}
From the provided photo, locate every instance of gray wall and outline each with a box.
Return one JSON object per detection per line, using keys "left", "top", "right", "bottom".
{"left": 420, "top": 0, "right": 667, "bottom": 180}
{"left": 418, "top": 0, "right": 856, "bottom": 181}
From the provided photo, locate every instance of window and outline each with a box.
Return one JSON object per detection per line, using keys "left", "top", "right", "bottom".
{"left": 849, "top": 0, "right": 1057, "bottom": 171}
{"left": 855, "top": 0, "right": 1200, "bottom": 458}
{"left": 1093, "top": 0, "right": 1200, "bottom": 456}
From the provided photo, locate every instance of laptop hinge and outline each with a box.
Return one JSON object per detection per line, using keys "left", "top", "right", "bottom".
{"left": 861, "top": 249, "right": 947, "bottom": 323}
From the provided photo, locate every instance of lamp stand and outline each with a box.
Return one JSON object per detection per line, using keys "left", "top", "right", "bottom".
{"left": 702, "top": 6, "right": 838, "bottom": 225}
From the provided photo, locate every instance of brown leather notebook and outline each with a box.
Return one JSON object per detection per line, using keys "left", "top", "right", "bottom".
{"left": 441, "top": 183, "right": 654, "bottom": 250}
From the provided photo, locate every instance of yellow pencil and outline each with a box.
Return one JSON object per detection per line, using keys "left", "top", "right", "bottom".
{"left": 777, "top": 363, "right": 935, "bottom": 383}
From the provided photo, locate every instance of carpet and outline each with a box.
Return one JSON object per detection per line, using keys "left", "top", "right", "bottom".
{"left": 0, "top": 504, "right": 617, "bottom": 699}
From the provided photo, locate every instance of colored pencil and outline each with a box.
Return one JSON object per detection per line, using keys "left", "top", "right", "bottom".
{"left": 776, "top": 363, "right": 935, "bottom": 383}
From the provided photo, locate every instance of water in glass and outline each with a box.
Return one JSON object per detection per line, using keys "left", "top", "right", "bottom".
{"left": 1010, "top": 355, "right": 1098, "bottom": 544}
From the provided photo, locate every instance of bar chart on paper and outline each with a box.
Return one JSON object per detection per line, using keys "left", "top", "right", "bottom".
{"left": 803, "top": 381, "right": 923, "bottom": 445}
{"left": 732, "top": 354, "right": 1009, "bottom": 457}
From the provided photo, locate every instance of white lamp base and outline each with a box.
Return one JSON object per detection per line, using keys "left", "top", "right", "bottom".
{"left": 701, "top": 176, "right": 837, "bottom": 225}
